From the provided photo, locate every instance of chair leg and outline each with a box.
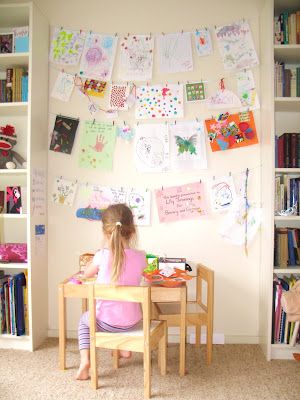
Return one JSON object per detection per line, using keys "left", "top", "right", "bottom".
{"left": 90, "top": 343, "right": 98, "bottom": 389}
{"left": 112, "top": 350, "right": 119, "bottom": 369}
{"left": 144, "top": 346, "right": 151, "bottom": 398}
{"left": 195, "top": 325, "right": 201, "bottom": 348}
{"left": 158, "top": 322, "right": 167, "bottom": 375}
{"left": 206, "top": 323, "right": 213, "bottom": 365}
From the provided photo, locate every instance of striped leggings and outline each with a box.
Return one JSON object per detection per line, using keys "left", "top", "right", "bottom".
{"left": 78, "top": 311, "right": 137, "bottom": 350}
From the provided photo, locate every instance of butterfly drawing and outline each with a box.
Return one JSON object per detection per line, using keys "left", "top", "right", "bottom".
{"left": 175, "top": 134, "right": 197, "bottom": 155}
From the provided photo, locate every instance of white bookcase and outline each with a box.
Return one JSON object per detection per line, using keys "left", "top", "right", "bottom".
{"left": 260, "top": 0, "right": 300, "bottom": 360}
{"left": 0, "top": 2, "right": 48, "bottom": 350}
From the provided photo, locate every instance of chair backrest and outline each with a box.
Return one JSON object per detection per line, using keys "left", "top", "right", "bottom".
{"left": 196, "top": 263, "right": 214, "bottom": 317}
{"left": 88, "top": 284, "right": 151, "bottom": 339}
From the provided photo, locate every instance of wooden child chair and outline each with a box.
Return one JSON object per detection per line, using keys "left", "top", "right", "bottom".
{"left": 156, "top": 263, "right": 214, "bottom": 365}
{"left": 88, "top": 284, "right": 167, "bottom": 398}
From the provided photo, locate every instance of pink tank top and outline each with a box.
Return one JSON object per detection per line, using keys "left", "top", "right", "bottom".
{"left": 93, "top": 248, "right": 146, "bottom": 327}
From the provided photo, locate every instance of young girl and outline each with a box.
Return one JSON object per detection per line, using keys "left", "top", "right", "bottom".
{"left": 76, "top": 203, "right": 146, "bottom": 380}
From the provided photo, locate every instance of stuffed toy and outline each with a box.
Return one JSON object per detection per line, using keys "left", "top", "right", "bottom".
{"left": 0, "top": 124, "right": 26, "bottom": 169}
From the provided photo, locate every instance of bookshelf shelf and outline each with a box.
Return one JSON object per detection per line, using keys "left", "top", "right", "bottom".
{"left": 0, "top": 169, "right": 27, "bottom": 175}
{"left": 0, "top": 214, "right": 27, "bottom": 219}
{"left": 274, "top": 97, "right": 300, "bottom": 112}
{"left": 0, "top": 262, "right": 28, "bottom": 270}
{"left": 274, "top": 267, "right": 300, "bottom": 273}
{"left": 274, "top": 216, "right": 300, "bottom": 221}
{"left": 0, "top": 102, "right": 28, "bottom": 115}
{"left": 274, "top": 44, "right": 300, "bottom": 63}
{"left": 275, "top": 168, "right": 300, "bottom": 174}
{"left": 0, "top": 52, "right": 29, "bottom": 68}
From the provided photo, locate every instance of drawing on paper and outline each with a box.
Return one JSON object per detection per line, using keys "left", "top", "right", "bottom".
{"left": 236, "top": 69, "right": 260, "bottom": 110}
{"left": 109, "top": 84, "right": 130, "bottom": 110}
{"left": 205, "top": 111, "right": 258, "bottom": 152}
{"left": 78, "top": 121, "right": 116, "bottom": 170}
{"left": 155, "top": 182, "right": 207, "bottom": 223}
{"left": 209, "top": 175, "right": 236, "bottom": 212}
{"left": 206, "top": 79, "right": 241, "bottom": 109}
{"left": 83, "top": 79, "right": 107, "bottom": 97}
{"left": 119, "top": 34, "right": 154, "bottom": 81}
{"left": 135, "top": 84, "right": 184, "bottom": 119}
{"left": 215, "top": 19, "right": 259, "bottom": 71}
{"left": 194, "top": 29, "right": 213, "bottom": 56}
{"left": 169, "top": 121, "right": 207, "bottom": 171}
{"left": 134, "top": 123, "right": 169, "bottom": 172}
{"left": 157, "top": 32, "right": 193, "bottom": 73}
{"left": 79, "top": 33, "right": 117, "bottom": 81}
{"left": 49, "top": 115, "right": 79, "bottom": 154}
{"left": 52, "top": 177, "right": 77, "bottom": 206}
{"left": 185, "top": 82, "right": 205, "bottom": 102}
{"left": 51, "top": 71, "right": 75, "bottom": 102}
{"left": 76, "top": 184, "right": 150, "bottom": 225}
{"left": 49, "top": 28, "right": 85, "bottom": 65}
{"left": 117, "top": 124, "right": 134, "bottom": 141}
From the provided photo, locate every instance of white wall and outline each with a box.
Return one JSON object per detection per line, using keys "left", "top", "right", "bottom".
{"left": 17, "top": 0, "right": 264, "bottom": 342}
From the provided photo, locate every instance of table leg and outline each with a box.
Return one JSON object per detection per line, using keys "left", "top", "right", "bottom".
{"left": 179, "top": 286, "right": 186, "bottom": 377}
{"left": 58, "top": 284, "right": 66, "bottom": 370}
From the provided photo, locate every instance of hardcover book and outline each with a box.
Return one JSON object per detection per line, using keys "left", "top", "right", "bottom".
{"left": 6, "top": 186, "right": 22, "bottom": 214}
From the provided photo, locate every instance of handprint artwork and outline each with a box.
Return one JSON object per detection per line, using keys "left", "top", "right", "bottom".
{"left": 78, "top": 121, "right": 116, "bottom": 170}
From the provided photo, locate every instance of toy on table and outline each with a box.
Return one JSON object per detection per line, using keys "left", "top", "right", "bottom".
{"left": 0, "top": 125, "right": 26, "bottom": 169}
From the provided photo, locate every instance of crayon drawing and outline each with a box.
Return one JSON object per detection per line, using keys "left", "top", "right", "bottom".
{"left": 49, "top": 28, "right": 85, "bottom": 65}
{"left": 194, "top": 28, "right": 213, "bottom": 56}
{"left": 52, "top": 177, "right": 77, "bottom": 206}
{"left": 209, "top": 175, "right": 236, "bottom": 212}
{"left": 51, "top": 72, "right": 75, "bottom": 102}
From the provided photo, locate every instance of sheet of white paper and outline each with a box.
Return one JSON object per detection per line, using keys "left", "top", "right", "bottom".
{"left": 194, "top": 29, "right": 213, "bottom": 56}
{"left": 236, "top": 69, "right": 260, "bottom": 110}
{"left": 209, "top": 175, "right": 237, "bottom": 212}
{"left": 51, "top": 71, "right": 75, "bottom": 102}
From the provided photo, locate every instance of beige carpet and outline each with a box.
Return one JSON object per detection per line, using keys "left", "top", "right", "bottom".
{"left": 0, "top": 338, "right": 299, "bottom": 400}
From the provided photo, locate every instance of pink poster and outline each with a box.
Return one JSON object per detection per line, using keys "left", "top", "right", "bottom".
{"left": 155, "top": 182, "right": 207, "bottom": 223}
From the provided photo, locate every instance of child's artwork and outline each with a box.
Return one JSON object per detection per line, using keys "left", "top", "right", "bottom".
{"left": 6, "top": 186, "right": 22, "bottom": 214}
{"left": 52, "top": 177, "right": 78, "bottom": 206}
{"left": 185, "top": 82, "right": 205, "bottom": 102}
{"left": 157, "top": 32, "right": 193, "bottom": 73}
{"left": 155, "top": 182, "right": 207, "bottom": 223}
{"left": 119, "top": 34, "right": 154, "bottom": 81}
{"left": 135, "top": 84, "right": 184, "bottom": 119}
{"left": 49, "top": 115, "right": 79, "bottom": 154}
{"left": 169, "top": 120, "right": 207, "bottom": 171}
{"left": 76, "top": 184, "right": 150, "bottom": 225}
{"left": 219, "top": 196, "right": 262, "bottom": 246}
{"left": 79, "top": 33, "right": 117, "bottom": 81}
{"left": 109, "top": 84, "right": 130, "bottom": 110}
{"left": 49, "top": 28, "right": 85, "bottom": 65}
{"left": 206, "top": 79, "right": 241, "bottom": 109}
{"left": 215, "top": 19, "right": 259, "bottom": 71}
{"left": 51, "top": 71, "right": 75, "bottom": 102}
{"left": 205, "top": 111, "right": 258, "bottom": 152}
{"left": 194, "top": 29, "right": 213, "bottom": 56}
{"left": 78, "top": 121, "right": 116, "bottom": 170}
{"left": 209, "top": 175, "right": 237, "bottom": 212}
{"left": 117, "top": 124, "right": 134, "bottom": 141}
{"left": 134, "top": 123, "right": 169, "bottom": 172}
{"left": 83, "top": 79, "right": 107, "bottom": 98}
{"left": 236, "top": 69, "right": 260, "bottom": 110}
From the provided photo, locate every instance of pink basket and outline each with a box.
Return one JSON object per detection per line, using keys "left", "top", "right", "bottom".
{"left": 0, "top": 243, "right": 27, "bottom": 263}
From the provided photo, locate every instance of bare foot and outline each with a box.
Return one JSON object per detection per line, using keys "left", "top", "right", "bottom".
{"left": 75, "top": 361, "right": 90, "bottom": 380}
{"left": 119, "top": 350, "right": 132, "bottom": 359}
{"left": 293, "top": 353, "right": 300, "bottom": 361}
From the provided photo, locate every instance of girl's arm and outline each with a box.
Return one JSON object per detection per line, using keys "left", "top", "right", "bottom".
{"left": 83, "top": 261, "right": 98, "bottom": 278}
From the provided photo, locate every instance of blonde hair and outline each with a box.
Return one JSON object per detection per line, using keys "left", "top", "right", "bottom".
{"left": 102, "top": 204, "right": 136, "bottom": 282}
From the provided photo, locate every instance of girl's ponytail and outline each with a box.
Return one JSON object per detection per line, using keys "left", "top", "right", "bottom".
{"left": 110, "top": 223, "right": 124, "bottom": 282}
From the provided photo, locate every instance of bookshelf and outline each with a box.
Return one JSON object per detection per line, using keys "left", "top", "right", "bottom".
{"left": 0, "top": 3, "right": 48, "bottom": 350}
{"left": 260, "top": 0, "right": 300, "bottom": 360}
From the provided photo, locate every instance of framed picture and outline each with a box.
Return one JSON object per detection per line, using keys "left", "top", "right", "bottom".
{"left": 0, "top": 32, "right": 14, "bottom": 54}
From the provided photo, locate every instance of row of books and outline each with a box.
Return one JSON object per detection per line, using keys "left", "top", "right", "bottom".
{"left": 0, "top": 67, "right": 28, "bottom": 103}
{"left": 275, "top": 132, "right": 300, "bottom": 168}
{"left": 274, "top": 63, "right": 300, "bottom": 97}
{"left": 274, "top": 10, "right": 300, "bottom": 44}
{"left": 274, "top": 175, "right": 300, "bottom": 216}
{"left": 0, "top": 271, "right": 28, "bottom": 336}
{"left": 272, "top": 275, "right": 300, "bottom": 345}
{"left": 274, "top": 228, "right": 300, "bottom": 268}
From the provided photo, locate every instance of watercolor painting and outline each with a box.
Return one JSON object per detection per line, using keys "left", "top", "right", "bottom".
{"left": 134, "top": 123, "right": 169, "bottom": 172}
{"left": 119, "top": 34, "right": 154, "bottom": 81}
{"left": 169, "top": 120, "right": 207, "bottom": 171}
{"left": 215, "top": 19, "right": 259, "bottom": 71}
{"left": 49, "top": 28, "right": 85, "bottom": 65}
{"left": 205, "top": 111, "right": 258, "bottom": 152}
{"left": 194, "top": 28, "right": 213, "bottom": 56}
{"left": 135, "top": 84, "right": 184, "bottom": 119}
{"left": 79, "top": 33, "right": 117, "bottom": 80}
{"left": 157, "top": 32, "right": 193, "bottom": 73}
